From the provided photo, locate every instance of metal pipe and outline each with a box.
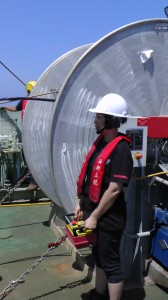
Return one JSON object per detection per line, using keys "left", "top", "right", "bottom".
{"left": 124, "top": 228, "right": 155, "bottom": 239}
{"left": 154, "top": 176, "right": 168, "bottom": 186}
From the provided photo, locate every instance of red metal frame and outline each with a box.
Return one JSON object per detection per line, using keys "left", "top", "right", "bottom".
{"left": 137, "top": 116, "right": 168, "bottom": 138}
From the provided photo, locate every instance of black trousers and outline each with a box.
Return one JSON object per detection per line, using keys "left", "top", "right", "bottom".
{"left": 92, "top": 228, "right": 124, "bottom": 283}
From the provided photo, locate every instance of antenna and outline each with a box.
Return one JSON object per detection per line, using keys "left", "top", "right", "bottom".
{"left": 0, "top": 61, "right": 26, "bottom": 86}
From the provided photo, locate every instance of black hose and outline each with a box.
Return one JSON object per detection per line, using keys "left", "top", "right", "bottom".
{"left": 0, "top": 97, "right": 55, "bottom": 103}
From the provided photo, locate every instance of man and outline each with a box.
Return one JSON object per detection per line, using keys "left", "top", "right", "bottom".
{"left": 2, "top": 80, "right": 38, "bottom": 191}
{"left": 75, "top": 93, "right": 133, "bottom": 300}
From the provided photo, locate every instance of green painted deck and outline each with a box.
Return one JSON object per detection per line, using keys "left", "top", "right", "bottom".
{"left": 0, "top": 203, "right": 167, "bottom": 299}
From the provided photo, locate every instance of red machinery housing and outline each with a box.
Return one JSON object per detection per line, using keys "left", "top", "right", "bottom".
{"left": 137, "top": 116, "right": 168, "bottom": 138}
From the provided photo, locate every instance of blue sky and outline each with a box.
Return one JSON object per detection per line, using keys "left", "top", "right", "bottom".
{"left": 0, "top": 0, "right": 167, "bottom": 102}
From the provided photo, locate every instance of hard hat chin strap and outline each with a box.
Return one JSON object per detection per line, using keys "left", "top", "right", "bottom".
{"left": 104, "top": 115, "right": 120, "bottom": 129}
{"left": 96, "top": 127, "right": 106, "bottom": 134}
{"left": 96, "top": 116, "right": 127, "bottom": 134}
{"left": 96, "top": 116, "right": 120, "bottom": 134}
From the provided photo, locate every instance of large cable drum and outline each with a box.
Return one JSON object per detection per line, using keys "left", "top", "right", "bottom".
{"left": 50, "top": 19, "right": 168, "bottom": 213}
{"left": 22, "top": 45, "right": 91, "bottom": 203}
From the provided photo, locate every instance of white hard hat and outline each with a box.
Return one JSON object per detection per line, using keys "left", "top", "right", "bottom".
{"left": 89, "top": 93, "right": 128, "bottom": 117}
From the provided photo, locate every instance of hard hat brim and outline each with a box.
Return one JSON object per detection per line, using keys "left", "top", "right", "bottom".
{"left": 89, "top": 108, "right": 128, "bottom": 118}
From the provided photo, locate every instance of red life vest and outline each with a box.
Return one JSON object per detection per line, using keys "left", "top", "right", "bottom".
{"left": 77, "top": 135, "right": 131, "bottom": 203}
{"left": 21, "top": 99, "right": 28, "bottom": 119}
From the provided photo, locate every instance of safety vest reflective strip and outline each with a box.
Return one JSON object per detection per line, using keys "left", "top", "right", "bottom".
{"left": 77, "top": 135, "right": 131, "bottom": 203}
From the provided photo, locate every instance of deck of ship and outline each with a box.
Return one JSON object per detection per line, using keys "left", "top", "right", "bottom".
{"left": 0, "top": 201, "right": 168, "bottom": 300}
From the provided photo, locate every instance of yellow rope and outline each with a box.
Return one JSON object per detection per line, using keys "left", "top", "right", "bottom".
{"left": 0, "top": 201, "right": 51, "bottom": 208}
{"left": 28, "top": 91, "right": 56, "bottom": 98}
{"left": 135, "top": 170, "right": 168, "bottom": 180}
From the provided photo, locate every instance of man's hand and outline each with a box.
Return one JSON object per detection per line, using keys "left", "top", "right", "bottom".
{"left": 74, "top": 199, "right": 83, "bottom": 220}
{"left": 84, "top": 214, "right": 98, "bottom": 230}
